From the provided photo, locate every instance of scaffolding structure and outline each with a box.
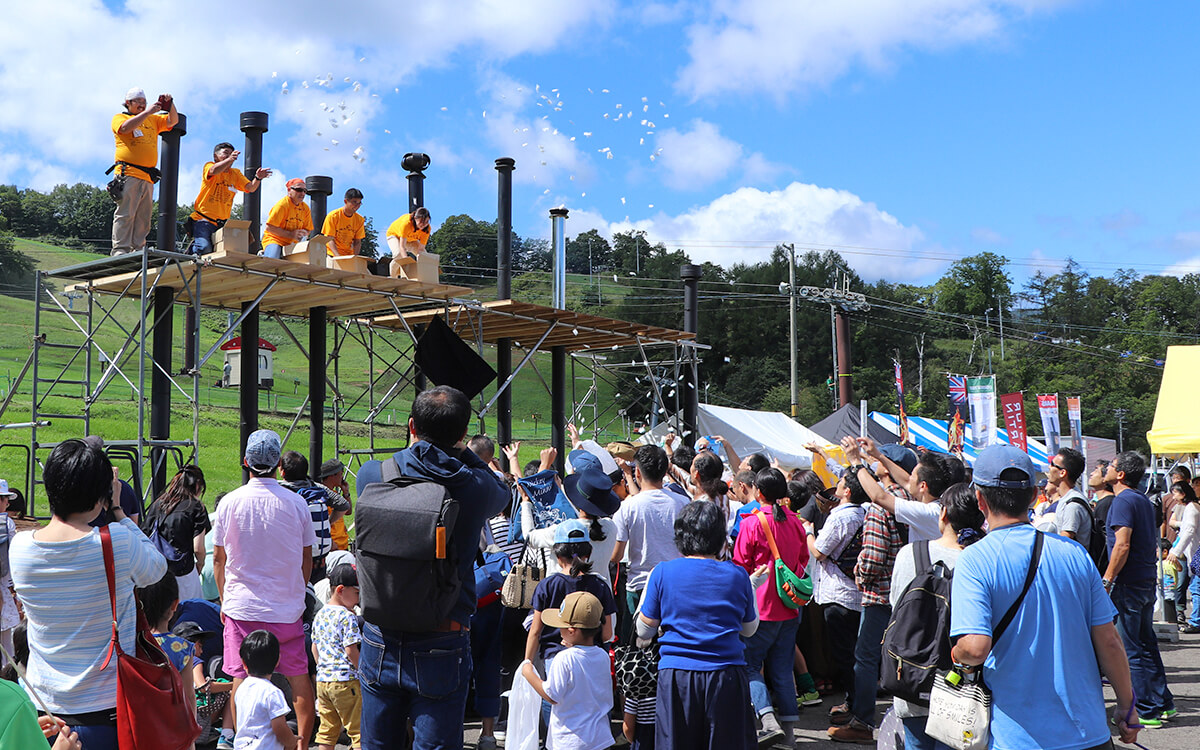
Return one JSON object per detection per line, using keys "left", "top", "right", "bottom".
{"left": 4, "top": 250, "right": 701, "bottom": 513}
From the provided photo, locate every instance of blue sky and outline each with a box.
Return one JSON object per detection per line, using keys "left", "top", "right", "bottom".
{"left": 2, "top": 0, "right": 1197, "bottom": 285}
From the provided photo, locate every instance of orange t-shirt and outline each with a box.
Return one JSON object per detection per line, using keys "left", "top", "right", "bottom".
{"left": 322, "top": 207, "right": 366, "bottom": 256}
{"left": 386, "top": 214, "right": 430, "bottom": 247}
{"left": 112, "top": 112, "right": 173, "bottom": 182}
{"left": 262, "top": 197, "right": 313, "bottom": 248}
{"left": 191, "top": 162, "right": 250, "bottom": 222}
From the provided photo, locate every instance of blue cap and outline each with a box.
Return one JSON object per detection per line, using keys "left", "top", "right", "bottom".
{"left": 568, "top": 449, "right": 602, "bottom": 474}
{"left": 245, "top": 429, "right": 282, "bottom": 471}
{"left": 973, "top": 445, "right": 1035, "bottom": 489}
{"left": 879, "top": 443, "right": 918, "bottom": 474}
{"left": 553, "top": 519, "right": 590, "bottom": 544}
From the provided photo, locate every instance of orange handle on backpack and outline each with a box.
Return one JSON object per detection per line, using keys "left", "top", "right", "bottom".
{"left": 436, "top": 525, "right": 447, "bottom": 559}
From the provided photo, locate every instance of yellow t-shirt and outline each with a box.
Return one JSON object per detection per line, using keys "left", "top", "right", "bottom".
{"left": 322, "top": 207, "right": 366, "bottom": 256}
{"left": 112, "top": 112, "right": 173, "bottom": 182}
{"left": 262, "top": 197, "right": 313, "bottom": 248}
{"left": 386, "top": 214, "right": 430, "bottom": 248}
{"left": 190, "top": 162, "right": 250, "bottom": 222}
{"left": 330, "top": 515, "right": 349, "bottom": 551}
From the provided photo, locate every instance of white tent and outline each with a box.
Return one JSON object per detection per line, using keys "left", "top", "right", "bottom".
{"left": 638, "top": 403, "right": 833, "bottom": 470}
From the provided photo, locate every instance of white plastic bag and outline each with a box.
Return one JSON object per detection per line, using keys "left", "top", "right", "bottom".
{"left": 507, "top": 660, "right": 542, "bottom": 750}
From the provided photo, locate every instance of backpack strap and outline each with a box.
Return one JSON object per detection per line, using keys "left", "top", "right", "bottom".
{"left": 914, "top": 540, "right": 933, "bottom": 576}
{"left": 381, "top": 457, "right": 403, "bottom": 483}
{"left": 754, "top": 511, "right": 783, "bottom": 562}
{"left": 992, "top": 530, "right": 1043, "bottom": 647}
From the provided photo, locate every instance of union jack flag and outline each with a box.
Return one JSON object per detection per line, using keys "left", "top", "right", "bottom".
{"left": 948, "top": 375, "right": 967, "bottom": 405}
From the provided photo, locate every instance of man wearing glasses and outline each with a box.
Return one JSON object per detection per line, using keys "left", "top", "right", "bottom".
{"left": 262, "top": 178, "right": 313, "bottom": 258}
{"left": 1049, "top": 448, "right": 1091, "bottom": 550}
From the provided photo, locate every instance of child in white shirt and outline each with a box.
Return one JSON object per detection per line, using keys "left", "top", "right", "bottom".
{"left": 521, "top": 591, "right": 614, "bottom": 750}
{"left": 234, "top": 630, "right": 297, "bottom": 750}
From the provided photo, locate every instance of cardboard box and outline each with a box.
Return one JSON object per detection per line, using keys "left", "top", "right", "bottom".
{"left": 213, "top": 220, "right": 252, "bottom": 255}
{"left": 284, "top": 236, "right": 331, "bottom": 267}
{"left": 397, "top": 252, "right": 440, "bottom": 284}
{"left": 329, "top": 254, "right": 370, "bottom": 274}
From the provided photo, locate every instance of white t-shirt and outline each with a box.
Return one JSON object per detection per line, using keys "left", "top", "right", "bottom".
{"left": 612, "top": 488, "right": 690, "bottom": 590}
{"left": 893, "top": 496, "right": 941, "bottom": 542}
{"left": 544, "top": 645, "right": 614, "bottom": 750}
{"left": 234, "top": 675, "right": 290, "bottom": 750}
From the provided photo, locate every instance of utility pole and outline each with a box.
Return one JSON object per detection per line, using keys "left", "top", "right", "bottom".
{"left": 780, "top": 244, "right": 798, "bottom": 420}
{"left": 916, "top": 333, "right": 925, "bottom": 399}
{"left": 1115, "top": 408, "right": 1128, "bottom": 452}
{"left": 797, "top": 272, "right": 869, "bottom": 409}
{"left": 998, "top": 295, "right": 1005, "bottom": 360}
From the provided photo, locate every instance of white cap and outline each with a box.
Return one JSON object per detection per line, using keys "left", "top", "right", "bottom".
{"left": 0, "top": 479, "right": 15, "bottom": 498}
{"left": 125, "top": 87, "right": 146, "bottom": 103}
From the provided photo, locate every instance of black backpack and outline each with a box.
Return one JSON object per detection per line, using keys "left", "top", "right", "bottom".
{"left": 835, "top": 526, "right": 864, "bottom": 578}
{"left": 880, "top": 541, "right": 953, "bottom": 706}
{"left": 355, "top": 459, "right": 461, "bottom": 632}
{"left": 1064, "top": 496, "right": 1107, "bottom": 573}
{"left": 141, "top": 503, "right": 194, "bottom": 576}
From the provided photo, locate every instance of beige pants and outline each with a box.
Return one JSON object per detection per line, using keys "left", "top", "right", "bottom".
{"left": 111, "top": 177, "right": 154, "bottom": 255}
{"left": 315, "top": 678, "right": 362, "bottom": 747}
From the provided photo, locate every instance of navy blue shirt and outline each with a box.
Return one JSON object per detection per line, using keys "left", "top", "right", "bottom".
{"left": 1106, "top": 488, "right": 1157, "bottom": 584}
{"left": 530, "top": 572, "right": 616, "bottom": 659}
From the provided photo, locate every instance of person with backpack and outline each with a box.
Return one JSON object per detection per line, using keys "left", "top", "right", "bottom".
{"left": 355, "top": 386, "right": 509, "bottom": 750}
{"left": 142, "top": 465, "right": 211, "bottom": 601}
{"left": 1047, "top": 448, "right": 1103, "bottom": 560}
{"left": 885, "top": 483, "right": 985, "bottom": 750}
{"left": 803, "top": 469, "right": 868, "bottom": 731}
{"left": 279, "top": 451, "right": 351, "bottom": 584}
{"left": 733, "top": 468, "right": 809, "bottom": 748}
{"left": 951, "top": 445, "right": 1140, "bottom": 749}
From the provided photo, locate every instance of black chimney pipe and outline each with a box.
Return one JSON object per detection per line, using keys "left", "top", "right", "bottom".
{"left": 495, "top": 157, "right": 515, "bottom": 446}
{"left": 306, "top": 176, "right": 333, "bottom": 480}
{"left": 680, "top": 264, "right": 702, "bottom": 440}
{"left": 155, "top": 113, "right": 186, "bottom": 253}
{"left": 403, "top": 153, "right": 430, "bottom": 393}
{"left": 240, "top": 112, "right": 269, "bottom": 254}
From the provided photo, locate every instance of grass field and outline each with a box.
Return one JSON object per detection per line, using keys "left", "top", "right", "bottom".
{"left": 0, "top": 239, "right": 640, "bottom": 515}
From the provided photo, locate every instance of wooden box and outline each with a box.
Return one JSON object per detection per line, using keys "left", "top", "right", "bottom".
{"left": 284, "top": 236, "right": 331, "bottom": 267}
{"left": 212, "top": 220, "right": 252, "bottom": 255}
{"left": 329, "top": 254, "right": 370, "bottom": 274}
{"left": 397, "top": 252, "right": 440, "bottom": 284}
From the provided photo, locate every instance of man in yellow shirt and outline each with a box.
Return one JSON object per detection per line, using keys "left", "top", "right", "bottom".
{"left": 386, "top": 207, "right": 431, "bottom": 276}
{"left": 262, "top": 178, "right": 313, "bottom": 258}
{"left": 322, "top": 188, "right": 366, "bottom": 257}
{"left": 111, "top": 86, "right": 178, "bottom": 256}
{"left": 188, "top": 142, "right": 272, "bottom": 255}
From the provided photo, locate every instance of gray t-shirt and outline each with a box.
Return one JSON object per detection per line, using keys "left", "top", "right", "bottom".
{"left": 889, "top": 540, "right": 963, "bottom": 719}
{"left": 613, "top": 488, "right": 690, "bottom": 590}
{"left": 1056, "top": 489, "right": 1092, "bottom": 552}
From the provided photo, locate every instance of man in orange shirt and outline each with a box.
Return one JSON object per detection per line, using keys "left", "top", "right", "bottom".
{"left": 262, "top": 178, "right": 313, "bottom": 258}
{"left": 111, "top": 86, "right": 177, "bottom": 256}
{"left": 386, "top": 207, "right": 431, "bottom": 276}
{"left": 188, "top": 142, "right": 272, "bottom": 255}
{"left": 322, "top": 188, "right": 366, "bottom": 257}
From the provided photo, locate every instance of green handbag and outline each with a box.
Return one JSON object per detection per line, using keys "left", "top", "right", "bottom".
{"left": 755, "top": 512, "right": 813, "bottom": 608}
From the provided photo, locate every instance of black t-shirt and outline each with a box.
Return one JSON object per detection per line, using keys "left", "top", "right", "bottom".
{"left": 89, "top": 479, "right": 144, "bottom": 527}
{"left": 530, "top": 572, "right": 617, "bottom": 659}
{"left": 144, "top": 497, "right": 212, "bottom": 572}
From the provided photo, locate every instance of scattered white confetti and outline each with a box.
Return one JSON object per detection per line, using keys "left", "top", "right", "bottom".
{"left": 344, "top": 77, "right": 351, "bottom": 82}
{"left": 615, "top": 103, "right": 623, "bottom": 109}
{"left": 552, "top": 88, "right": 559, "bottom": 93}
{"left": 352, "top": 82, "right": 361, "bottom": 91}
{"left": 569, "top": 175, "right": 574, "bottom": 181}
{"left": 641, "top": 96, "right": 648, "bottom": 102}
{"left": 521, "top": 142, "right": 528, "bottom": 147}
{"left": 469, "top": 167, "right": 474, "bottom": 174}
{"left": 663, "top": 113, "right": 669, "bottom": 118}
{"left": 302, "top": 81, "right": 309, "bottom": 88}
{"left": 271, "top": 72, "right": 277, "bottom": 78}
{"left": 441, "top": 106, "right": 448, "bottom": 111}
{"left": 295, "top": 49, "right": 301, "bottom": 54}
{"left": 643, "top": 104, "right": 649, "bottom": 112}
{"left": 620, "top": 197, "right": 626, "bottom": 204}
{"left": 603, "top": 113, "right": 610, "bottom": 119}
{"left": 587, "top": 87, "right": 593, "bottom": 93}
{"left": 384, "top": 129, "right": 391, "bottom": 134}
{"left": 649, "top": 154, "right": 656, "bottom": 161}
{"left": 598, "top": 147, "right": 610, "bottom": 153}
{"left": 606, "top": 152, "right": 613, "bottom": 159}
{"left": 569, "top": 136, "right": 576, "bottom": 141}
{"left": 583, "top": 131, "right": 592, "bottom": 137}
{"left": 359, "top": 57, "right": 366, "bottom": 62}
{"left": 581, "top": 192, "right": 586, "bottom": 197}
{"left": 331, "top": 139, "right": 339, "bottom": 145}
{"left": 543, "top": 189, "right": 550, "bottom": 194}
{"left": 482, "top": 110, "right": 486, "bottom": 117}
{"left": 395, "top": 88, "right": 400, "bottom": 93}
{"left": 601, "top": 88, "right": 609, "bottom": 93}
{"left": 639, "top": 138, "right": 644, "bottom": 145}
{"left": 648, "top": 204, "right": 654, "bottom": 208}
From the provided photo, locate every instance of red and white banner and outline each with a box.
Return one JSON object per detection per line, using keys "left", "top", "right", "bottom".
{"left": 1066, "top": 396, "right": 1083, "bottom": 451}
{"left": 1037, "top": 394, "right": 1061, "bottom": 454}
{"left": 1000, "top": 392, "right": 1028, "bottom": 453}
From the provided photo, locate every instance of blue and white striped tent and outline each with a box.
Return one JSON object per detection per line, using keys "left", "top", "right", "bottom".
{"left": 870, "top": 412, "right": 1051, "bottom": 471}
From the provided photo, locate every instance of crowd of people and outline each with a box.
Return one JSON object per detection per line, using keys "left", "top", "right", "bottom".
{"left": 0, "top": 381, "right": 1190, "bottom": 749}
{"left": 110, "top": 86, "right": 433, "bottom": 274}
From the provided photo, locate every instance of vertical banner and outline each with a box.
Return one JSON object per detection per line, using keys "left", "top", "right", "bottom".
{"left": 948, "top": 411, "right": 965, "bottom": 458}
{"left": 1037, "top": 394, "right": 1061, "bottom": 453}
{"left": 966, "top": 376, "right": 997, "bottom": 450}
{"left": 1067, "top": 396, "right": 1083, "bottom": 451}
{"left": 1000, "top": 392, "right": 1028, "bottom": 452}
{"left": 947, "top": 375, "right": 968, "bottom": 456}
{"left": 894, "top": 360, "right": 909, "bottom": 444}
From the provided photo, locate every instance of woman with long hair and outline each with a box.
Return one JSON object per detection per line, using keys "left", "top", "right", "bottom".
{"left": 1166, "top": 481, "right": 1199, "bottom": 633}
{"left": 889, "top": 482, "right": 986, "bottom": 750}
{"left": 143, "top": 465, "right": 211, "bottom": 600}
{"left": 690, "top": 451, "right": 743, "bottom": 537}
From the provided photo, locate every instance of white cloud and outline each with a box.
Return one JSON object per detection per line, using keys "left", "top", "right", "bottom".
{"left": 656, "top": 119, "right": 786, "bottom": 190}
{"left": 676, "top": 0, "right": 1075, "bottom": 99}
{"left": 0, "top": 0, "right": 611, "bottom": 185}
{"left": 971, "top": 226, "right": 1008, "bottom": 245}
{"left": 603, "top": 181, "right": 933, "bottom": 281}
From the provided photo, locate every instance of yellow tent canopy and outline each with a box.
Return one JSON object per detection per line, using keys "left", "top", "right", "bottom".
{"left": 1146, "top": 345, "right": 1200, "bottom": 454}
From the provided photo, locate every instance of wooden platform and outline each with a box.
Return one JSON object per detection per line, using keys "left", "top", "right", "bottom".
{"left": 366, "top": 299, "right": 696, "bottom": 352}
{"left": 66, "top": 250, "right": 471, "bottom": 318}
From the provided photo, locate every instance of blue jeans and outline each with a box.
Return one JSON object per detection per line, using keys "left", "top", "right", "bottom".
{"left": 901, "top": 716, "right": 951, "bottom": 750}
{"left": 358, "top": 623, "right": 472, "bottom": 750}
{"left": 1190, "top": 569, "right": 1200, "bottom": 627}
{"left": 189, "top": 219, "right": 216, "bottom": 255}
{"left": 852, "top": 604, "right": 891, "bottom": 726}
{"left": 1111, "top": 581, "right": 1174, "bottom": 716}
{"left": 743, "top": 617, "right": 800, "bottom": 721}
{"left": 262, "top": 242, "right": 284, "bottom": 258}
{"left": 469, "top": 603, "right": 503, "bottom": 718}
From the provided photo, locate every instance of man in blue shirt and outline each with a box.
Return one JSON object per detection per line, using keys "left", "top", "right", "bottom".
{"left": 950, "top": 445, "right": 1140, "bottom": 750}
{"left": 1102, "top": 451, "right": 1177, "bottom": 726}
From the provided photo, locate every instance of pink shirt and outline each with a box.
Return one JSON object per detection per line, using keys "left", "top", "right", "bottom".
{"left": 733, "top": 506, "right": 809, "bottom": 621}
{"left": 213, "top": 477, "right": 318, "bottom": 623}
